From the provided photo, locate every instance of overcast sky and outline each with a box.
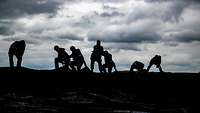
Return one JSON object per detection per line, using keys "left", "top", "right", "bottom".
{"left": 0, "top": 0, "right": 200, "bottom": 72}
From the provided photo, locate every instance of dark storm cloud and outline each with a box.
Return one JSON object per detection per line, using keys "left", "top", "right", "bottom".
{"left": 0, "top": 21, "right": 14, "bottom": 36}
{"left": 99, "top": 11, "right": 124, "bottom": 17}
{"left": 88, "top": 30, "right": 161, "bottom": 43}
{"left": 57, "top": 33, "right": 83, "bottom": 41}
{"left": 0, "top": 0, "right": 62, "bottom": 19}
{"left": 171, "top": 31, "right": 200, "bottom": 42}
{"left": 2, "top": 37, "right": 41, "bottom": 45}
{"left": 105, "top": 43, "right": 141, "bottom": 51}
{"left": 0, "top": 26, "right": 11, "bottom": 36}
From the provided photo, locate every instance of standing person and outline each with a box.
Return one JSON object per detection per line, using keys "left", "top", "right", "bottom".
{"left": 69, "top": 46, "right": 86, "bottom": 71}
{"left": 90, "top": 40, "right": 104, "bottom": 73}
{"left": 102, "top": 50, "right": 117, "bottom": 74}
{"left": 54, "top": 45, "right": 70, "bottom": 70}
{"left": 147, "top": 55, "right": 163, "bottom": 72}
{"left": 8, "top": 40, "right": 26, "bottom": 68}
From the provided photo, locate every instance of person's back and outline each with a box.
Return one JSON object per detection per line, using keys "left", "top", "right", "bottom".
{"left": 69, "top": 46, "right": 86, "bottom": 71}
{"left": 147, "top": 55, "right": 163, "bottom": 72}
{"left": 150, "top": 55, "right": 161, "bottom": 67}
{"left": 9, "top": 40, "right": 26, "bottom": 56}
{"left": 8, "top": 40, "right": 26, "bottom": 68}
{"left": 104, "top": 52, "right": 112, "bottom": 64}
{"left": 92, "top": 45, "right": 103, "bottom": 58}
{"left": 72, "top": 48, "right": 84, "bottom": 62}
{"left": 54, "top": 45, "right": 70, "bottom": 69}
{"left": 130, "top": 61, "right": 144, "bottom": 72}
{"left": 57, "top": 48, "right": 69, "bottom": 62}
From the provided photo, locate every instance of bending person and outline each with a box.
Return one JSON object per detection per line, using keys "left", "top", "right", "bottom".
{"left": 147, "top": 55, "right": 163, "bottom": 72}
{"left": 130, "top": 61, "right": 144, "bottom": 72}
{"left": 54, "top": 45, "right": 70, "bottom": 69}
{"left": 8, "top": 40, "right": 26, "bottom": 68}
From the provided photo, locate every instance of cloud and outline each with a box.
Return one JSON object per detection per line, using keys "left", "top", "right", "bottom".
{"left": 57, "top": 33, "right": 84, "bottom": 41}
{"left": 0, "top": 0, "right": 200, "bottom": 72}
{"left": 0, "top": 26, "right": 11, "bottom": 36}
{"left": 88, "top": 19, "right": 162, "bottom": 43}
{"left": 88, "top": 29, "right": 161, "bottom": 43}
{"left": 127, "top": 1, "right": 189, "bottom": 23}
{"left": 171, "top": 30, "right": 200, "bottom": 42}
{"left": 98, "top": 11, "right": 124, "bottom": 17}
{"left": 104, "top": 43, "right": 141, "bottom": 51}
{"left": 1, "top": 34, "right": 41, "bottom": 45}
{"left": 0, "top": 0, "right": 62, "bottom": 19}
{"left": 0, "top": 21, "right": 14, "bottom": 36}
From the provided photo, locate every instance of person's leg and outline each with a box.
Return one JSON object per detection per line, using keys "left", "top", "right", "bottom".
{"left": 90, "top": 59, "right": 95, "bottom": 72}
{"left": 97, "top": 60, "right": 103, "bottom": 73}
{"left": 130, "top": 64, "right": 135, "bottom": 72}
{"left": 113, "top": 62, "right": 117, "bottom": 72}
{"left": 17, "top": 56, "right": 22, "bottom": 68}
{"left": 158, "top": 65, "right": 163, "bottom": 72}
{"left": 102, "top": 64, "right": 107, "bottom": 73}
{"left": 9, "top": 54, "right": 14, "bottom": 68}
{"left": 108, "top": 64, "right": 112, "bottom": 74}
{"left": 147, "top": 63, "right": 153, "bottom": 72}
{"left": 77, "top": 61, "right": 83, "bottom": 72}
{"left": 55, "top": 58, "right": 59, "bottom": 69}
{"left": 69, "top": 61, "right": 76, "bottom": 71}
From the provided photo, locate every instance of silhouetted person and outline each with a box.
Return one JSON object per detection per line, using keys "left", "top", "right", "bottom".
{"left": 69, "top": 46, "right": 86, "bottom": 71}
{"left": 90, "top": 40, "right": 104, "bottom": 73}
{"left": 54, "top": 45, "right": 70, "bottom": 69}
{"left": 102, "top": 50, "right": 117, "bottom": 74}
{"left": 130, "top": 61, "right": 144, "bottom": 72}
{"left": 147, "top": 55, "right": 163, "bottom": 72}
{"left": 8, "top": 40, "right": 26, "bottom": 68}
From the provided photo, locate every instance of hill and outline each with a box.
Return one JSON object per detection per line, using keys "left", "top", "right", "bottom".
{"left": 0, "top": 67, "right": 200, "bottom": 113}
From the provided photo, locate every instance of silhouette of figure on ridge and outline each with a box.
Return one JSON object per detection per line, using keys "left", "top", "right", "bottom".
{"left": 54, "top": 45, "right": 70, "bottom": 70}
{"left": 102, "top": 50, "right": 117, "bottom": 74}
{"left": 147, "top": 55, "right": 163, "bottom": 72}
{"left": 8, "top": 40, "right": 26, "bottom": 68}
{"left": 69, "top": 46, "right": 87, "bottom": 72}
{"left": 130, "top": 61, "right": 144, "bottom": 72}
{"left": 90, "top": 40, "right": 104, "bottom": 73}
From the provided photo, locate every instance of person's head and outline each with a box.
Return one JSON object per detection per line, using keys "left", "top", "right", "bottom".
{"left": 70, "top": 46, "right": 76, "bottom": 51}
{"left": 54, "top": 45, "right": 59, "bottom": 51}
{"left": 103, "top": 50, "right": 108, "bottom": 56}
{"left": 96, "top": 40, "right": 101, "bottom": 46}
{"left": 155, "top": 55, "right": 161, "bottom": 58}
{"left": 20, "top": 40, "right": 25, "bottom": 44}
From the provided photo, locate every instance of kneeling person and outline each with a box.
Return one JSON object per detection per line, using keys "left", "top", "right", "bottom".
{"left": 102, "top": 51, "right": 117, "bottom": 74}
{"left": 54, "top": 45, "right": 70, "bottom": 69}
{"left": 69, "top": 46, "right": 86, "bottom": 71}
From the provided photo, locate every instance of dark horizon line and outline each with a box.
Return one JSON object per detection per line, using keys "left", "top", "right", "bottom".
{"left": 0, "top": 66, "right": 199, "bottom": 74}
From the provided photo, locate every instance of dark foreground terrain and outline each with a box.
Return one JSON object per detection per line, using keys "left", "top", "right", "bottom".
{"left": 0, "top": 67, "right": 200, "bottom": 113}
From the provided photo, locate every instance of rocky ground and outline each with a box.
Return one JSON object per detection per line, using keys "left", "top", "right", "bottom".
{"left": 0, "top": 67, "right": 200, "bottom": 113}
